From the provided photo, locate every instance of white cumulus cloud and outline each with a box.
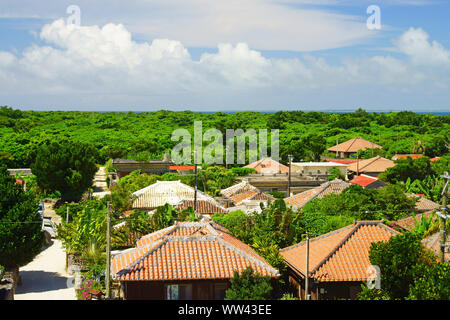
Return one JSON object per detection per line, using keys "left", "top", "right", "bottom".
{"left": 0, "top": 19, "right": 449, "bottom": 110}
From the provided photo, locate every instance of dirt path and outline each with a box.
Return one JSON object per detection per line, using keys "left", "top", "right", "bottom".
{"left": 14, "top": 240, "right": 76, "bottom": 300}
{"left": 92, "top": 166, "right": 111, "bottom": 199}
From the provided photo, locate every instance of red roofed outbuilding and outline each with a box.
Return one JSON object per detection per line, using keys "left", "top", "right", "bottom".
{"left": 349, "top": 174, "right": 387, "bottom": 189}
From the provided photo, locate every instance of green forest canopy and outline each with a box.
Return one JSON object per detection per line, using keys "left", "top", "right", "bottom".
{"left": 0, "top": 106, "right": 449, "bottom": 168}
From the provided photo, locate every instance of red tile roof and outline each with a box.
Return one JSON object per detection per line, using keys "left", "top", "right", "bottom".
{"left": 169, "top": 165, "right": 196, "bottom": 170}
{"left": 280, "top": 221, "right": 400, "bottom": 282}
{"left": 326, "top": 159, "right": 359, "bottom": 164}
{"left": 430, "top": 157, "right": 441, "bottom": 162}
{"left": 392, "top": 154, "right": 423, "bottom": 160}
{"left": 112, "top": 221, "right": 279, "bottom": 281}
{"left": 349, "top": 174, "right": 386, "bottom": 188}
{"left": 328, "top": 137, "right": 382, "bottom": 153}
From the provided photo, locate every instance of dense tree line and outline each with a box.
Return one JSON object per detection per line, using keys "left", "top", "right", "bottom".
{"left": 1, "top": 106, "right": 448, "bottom": 168}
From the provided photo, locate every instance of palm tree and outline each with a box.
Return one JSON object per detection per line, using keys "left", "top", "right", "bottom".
{"left": 411, "top": 139, "right": 426, "bottom": 154}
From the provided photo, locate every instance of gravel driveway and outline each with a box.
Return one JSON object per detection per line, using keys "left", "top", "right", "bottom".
{"left": 14, "top": 240, "right": 76, "bottom": 300}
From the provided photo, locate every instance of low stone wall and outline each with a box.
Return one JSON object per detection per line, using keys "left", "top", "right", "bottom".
{"left": 66, "top": 253, "right": 88, "bottom": 275}
{"left": 0, "top": 267, "right": 19, "bottom": 300}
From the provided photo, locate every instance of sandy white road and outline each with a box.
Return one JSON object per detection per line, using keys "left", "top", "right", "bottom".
{"left": 92, "top": 166, "right": 111, "bottom": 199}
{"left": 14, "top": 240, "right": 76, "bottom": 300}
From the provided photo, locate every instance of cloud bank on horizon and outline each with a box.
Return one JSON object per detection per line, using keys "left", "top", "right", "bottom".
{"left": 0, "top": 0, "right": 449, "bottom": 111}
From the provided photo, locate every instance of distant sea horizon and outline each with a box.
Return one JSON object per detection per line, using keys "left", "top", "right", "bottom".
{"left": 21, "top": 108, "right": 450, "bottom": 116}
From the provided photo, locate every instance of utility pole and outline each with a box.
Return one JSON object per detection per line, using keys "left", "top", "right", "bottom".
{"left": 105, "top": 201, "right": 111, "bottom": 299}
{"left": 356, "top": 150, "right": 360, "bottom": 176}
{"left": 438, "top": 172, "right": 449, "bottom": 263}
{"left": 336, "top": 138, "right": 338, "bottom": 159}
{"left": 305, "top": 232, "right": 310, "bottom": 300}
{"left": 288, "top": 154, "right": 293, "bottom": 197}
{"left": 194, "top": 150, "right": 198, "bottom": 212}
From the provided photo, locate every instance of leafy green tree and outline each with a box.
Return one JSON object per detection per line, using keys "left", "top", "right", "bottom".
{"left": 57, "top": 199, "right": 107, "bottom": 254}
{"left": 302, "top": 134, "right": 326, "bottom": 162}
{"left": 327, "top": 167, "right": 343, "bottom": 181}
{"left": 379, "top": 156, "right": 434, "bottom": 184}
{"left": 269, "top": 190, "right": 285, "bottom": 199}
{"left": 225, "top": 267, "right": 273, "bottom": 300}
{"left": 31, "top": 140, "right": 99, "bottom": 201}
{"left": 367, "top": 232, "right": 436, "bottom": 299}
{"left": 230, "top": 167, "right": 256, "bottom": 176}
{"left": 0, "top": 166, "right": 44, "bottom": 268}
{"left": 358, "top": 148, "right": 387, "bottom": 159}
{"left": 302, "top": 184, "right": 416, "bottom": 221}
{"left": 149, "top": 204, "right": 178, "bottom": 231}
{"left": 196, "top": 166, "right": 236, "bottom": 195}
{"left": 408, "top": 263, "right": 450, "bottom": 300}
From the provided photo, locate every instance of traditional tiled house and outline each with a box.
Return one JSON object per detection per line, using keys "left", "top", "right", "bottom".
{"left": 346, "top": 156, "right": 395, "bottom": 177}
{"left": 392, "top": 211, "right": 436, "bottom": 232}
{"left": 112, "top": 221, "right": 279, "bottom": 300}
{"left": 407, "top": 194, "right": 440, "bottom": 213}
{"left": 328, "top": 137, "right": 382, "bottom": 159}
{"left": 131, "top": 180, "right": 224, "bottom": 212}
{"left": 220, "top": 181, "right": 275, "bottom": 210}
{"left": 280, "top": 221, "right": 400, "bottom": 300}
{"left": 244, "top": 158, "right": 289, "bottom": 175}
{"left": 291, "top": 162, "right": 348, "bottom": 178}
{"left": 284, "top": 179, "right": 351, "bottom": 210}
{"left": 175, "top": 199, "right": 228, "bottom": 216}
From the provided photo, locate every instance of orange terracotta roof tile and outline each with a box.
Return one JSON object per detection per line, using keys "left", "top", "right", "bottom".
{"left": 349, "top": 174, "right": 387, "bottom": 188}
{"left": 326, "top": 159, "right": 358, "bottom": 164}
{"left": 244, "top": 158, "right": 289, "bottom": 174}
{"left": 221, "top": 181, "right": 274, "bottom": 206}
{"left": 328, "top": 137, "right": 382, "bottom": 153}
{"left": 284, "top": 179, "right": 351, "bottom": 208}
{"left": 393, "top": 211, "right": 436, "bottom": 232}
{"left": 347, "top": 156, "right": 395, "bottom": 174}
{"left": 176, "top": 199, "right": 228, "bottom": 215}
{"left": 280, "top": 221, "right": 399, "bottom": 282}
{"left": 392, "top": 154, "right": 423, "bottom": 160}
{"left": 112, "top": 221, "right": 279, "bottom": 281}
{"left": 421, "top": 232, "right": 450, "bottom": 262}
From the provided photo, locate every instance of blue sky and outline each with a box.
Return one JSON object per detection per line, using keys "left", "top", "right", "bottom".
{"left": 0, "top": 0, "right": 449, "bottom": 112}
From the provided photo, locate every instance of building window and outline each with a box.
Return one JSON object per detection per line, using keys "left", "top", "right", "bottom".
{"left": 214, "top": 283, "right": 228, "bottom": 300}
{"left": 165, "top": 284, "right": 193, "bottom": 300}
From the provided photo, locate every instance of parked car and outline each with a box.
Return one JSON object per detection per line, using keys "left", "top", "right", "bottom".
{"left": 42, "top": 217, "right": 56, "bottom": 244}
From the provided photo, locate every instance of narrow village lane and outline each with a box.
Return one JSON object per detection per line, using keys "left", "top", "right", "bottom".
{"left": 92, "top": 166, "right": 111, "bottom": 199}
{"left": 14, "top": 240, "right": 76, "bottom": 300}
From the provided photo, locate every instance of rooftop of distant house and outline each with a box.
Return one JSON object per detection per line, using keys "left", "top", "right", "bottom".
{"left": 291, "top": 162, "right": 347, "bottom": 167}
{"left": 244, "top": 158, "right": 289, "bottom": 174}
{"left": 349, "top": 174, "right": 386, "bottom": 188}
{"left": 284, "top": 179, "right": 351, "bottom": 209}
{"left": 346, "top": 156, "right": 395, "bottom": 174}
{"left": 328, "top": 137, "right": 382, "bottom": 153}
